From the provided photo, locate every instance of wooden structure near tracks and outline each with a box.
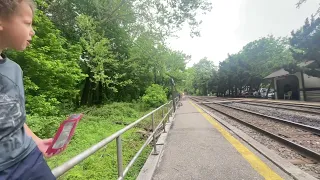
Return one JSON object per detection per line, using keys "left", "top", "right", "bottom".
{"left": 264, "top": 61, "right": 320, "bottom": 102}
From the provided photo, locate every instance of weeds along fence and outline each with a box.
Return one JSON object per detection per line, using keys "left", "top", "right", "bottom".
{"left": 52, "top": 97, "right": 180, "bottom": 180}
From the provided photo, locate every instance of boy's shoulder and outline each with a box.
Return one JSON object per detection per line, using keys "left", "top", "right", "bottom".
{"left": 0, "top": 54, "right": 22, "bottom": 71}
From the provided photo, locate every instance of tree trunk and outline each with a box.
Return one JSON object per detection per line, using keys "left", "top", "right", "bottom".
{"left": 80, "top": 77, "right": 90, "bottom": 105}
{"left": 232, "top": 86, "right": 235, "bottom": 97}
{"left": 235, "top": 86, "right": 238, "bottom": 97}
{"left": 98, "top": 82, "right": 103, "bottom": 104}
{"left": 153, "top": 67, "right": 157, "bottom": 84}
{"left": 93, "top": 82, "right": 103, "bottom": 104}
{"left": 88, "top": 81, "right": 94, "bottom": 105}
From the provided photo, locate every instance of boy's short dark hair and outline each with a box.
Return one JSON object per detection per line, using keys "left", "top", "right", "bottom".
{"left": 0, "top": 0, "right": 35, "bottom": 18}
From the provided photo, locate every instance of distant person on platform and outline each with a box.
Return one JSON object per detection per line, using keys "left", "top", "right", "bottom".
{"left": 0, "top": 0, "right": 55, "bottom": 179}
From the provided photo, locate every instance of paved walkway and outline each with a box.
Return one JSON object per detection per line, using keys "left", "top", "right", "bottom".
{"left": 152, "top": 100, "right": 289, "bottom": 180}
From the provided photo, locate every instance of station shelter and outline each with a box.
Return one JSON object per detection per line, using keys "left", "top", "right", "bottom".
{"left": 264, "top": 61, "right": 320, "bottom": 102}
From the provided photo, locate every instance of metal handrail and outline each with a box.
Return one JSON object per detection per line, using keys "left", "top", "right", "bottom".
{"left": 52, "top": 99, "right": 177, "bottom": 179}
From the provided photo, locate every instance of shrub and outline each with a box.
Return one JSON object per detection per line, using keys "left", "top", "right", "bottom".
{"left": 142, "top": 84, "right": 167, "bottom": 108}
{"left": 26, "top": 95, "right": 61, "bottom": 116}
{"left": 27, "top": 115, "right": 63, "bottom": 138}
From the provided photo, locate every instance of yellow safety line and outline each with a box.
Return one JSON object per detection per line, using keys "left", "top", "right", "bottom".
{"left": 189, "top": 101, "right": 283, "bottom": 180}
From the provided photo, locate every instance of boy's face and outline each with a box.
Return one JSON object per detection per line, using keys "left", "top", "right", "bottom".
{"left": 0, "top": 1, "right": 35, "bottom": 51}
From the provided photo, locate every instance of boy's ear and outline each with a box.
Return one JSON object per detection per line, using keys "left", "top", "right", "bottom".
{"left": 0, "top": 20, "right": 3, "bottom": 31}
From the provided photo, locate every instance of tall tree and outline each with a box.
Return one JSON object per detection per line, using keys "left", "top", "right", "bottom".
{"left": 76, "top": 15, "right": 132, "bottom": 105}
{"left": 40, "top": 0, "right": 211, "bottom": 104}
{"left": 288, "top": 16, "right": 320, "bottom": 77}
{"left": 45, "top": 0, "right": 212, "bottom": 40}
{"left": 7, "top": 5, "right": 85, "bottom": 115}
{"left": 192, "top": 58, "right": 216, "bottom": 95}
{"left": 297, "top": 0, "right": 320, "bottom": 15}
{"left": 207, "top": 36, "right": 293, "bottom": 97}
{"left": 182, "top": 67, "right": 196, "bottom": 94}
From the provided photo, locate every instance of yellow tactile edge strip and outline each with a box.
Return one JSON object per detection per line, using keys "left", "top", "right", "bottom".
{"left": 189, "top": 101, "right": 283, "bottom": 180}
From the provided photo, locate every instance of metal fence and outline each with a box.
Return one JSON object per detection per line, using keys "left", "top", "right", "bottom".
{"left": 51, "top": 97, "right": 180, "bottom": 180}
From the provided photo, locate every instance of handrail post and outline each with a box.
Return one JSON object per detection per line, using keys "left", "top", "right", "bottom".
{"left": 168, "top": 103, "right": 171, "bottom": 122}
{"left": 171, "top": 78, "right": 176, "bottom": 113}
{"left": 172, "top": 94, "right": 176, "bottom": 113}
{"left": 166, "top": 102, "right": 170, "bottom": 122}
{"left": 51, "top": 102, "right": 171, "bottom": 178}
{"left": 171, "top": 101, "right": 174, "bottom": 117}
{"left": 152, "top": 113, "right": 158, "bottom": 155}
{"left": 162, "top": 107, "right": 166, "bottom": 133}
{"left": 116, "top": 136, "right": 123, "bottom": 179}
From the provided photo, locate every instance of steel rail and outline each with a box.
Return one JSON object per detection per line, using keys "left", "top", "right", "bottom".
{"left": 205, "top": 101, "right": 320, "bottom": 135}
{"left": 197, "top": 102, "right": 320, "bottom": 162}
{"left": 243, "top": 100, "right": 320, "bottom": 110}
{"left": 237, "top": 101, "right": 320, "bottom": 115}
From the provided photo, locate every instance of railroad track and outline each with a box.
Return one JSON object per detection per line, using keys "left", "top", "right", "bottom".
{"left": 195, "top": 96, "right": 320, "bottom": 107}
{"left": 231, "top": 101, "right": 320, "bottom": 115}
{"left": 192, "top": 96, "right": 320, "bottom": 115}
{"left": 189, "top": 97, "right": 320, "bottom": 163}
{"left": 214, "top": 101, "right": 320, "bottom": 132}
{"left": 242, "top": 100, "right": 320, "bottom": 111}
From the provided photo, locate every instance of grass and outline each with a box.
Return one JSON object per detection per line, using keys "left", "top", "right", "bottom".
{"left": 29, "top": 102, "right": 170, "bottom": 180}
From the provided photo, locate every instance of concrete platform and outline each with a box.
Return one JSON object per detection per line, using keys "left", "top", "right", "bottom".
{"left": 152, "top": 100, "right": 293, "bottom": 180}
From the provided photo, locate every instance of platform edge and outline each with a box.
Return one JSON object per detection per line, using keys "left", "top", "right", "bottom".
{"left": 136, "top": 115, "right": 175, "bottom": 180}
{"left": 195, "top": 101, "right": 318, "bottom": 180}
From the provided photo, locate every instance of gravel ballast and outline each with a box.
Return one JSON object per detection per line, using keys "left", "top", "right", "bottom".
{"left": 201, "top": 103, "right": 320, "bottom": 179}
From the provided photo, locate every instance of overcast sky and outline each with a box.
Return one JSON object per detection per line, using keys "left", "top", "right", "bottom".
{"left": 166, "top": 0, "right": 319, "bottom": 67}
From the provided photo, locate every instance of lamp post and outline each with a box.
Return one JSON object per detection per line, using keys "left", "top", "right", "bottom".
{"left": 171, "top": 78, "right": 176, "bottom": 113}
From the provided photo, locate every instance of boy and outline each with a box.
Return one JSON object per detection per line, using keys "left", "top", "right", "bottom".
{"left": 0, "top": 0, "right": 56, "bottom": 179}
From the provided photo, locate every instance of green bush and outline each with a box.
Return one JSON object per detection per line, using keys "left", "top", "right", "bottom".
{"left": 142, "top": 84, "right": 167, "bottom": 108}
{"left": 26, "top": 94, "right": 61, "bottom": 116}
{"left": 27, "top": 115, "right": 63, "bottom": 138}
{"left": 44, "top": 102, "right": 156, "bottom": 180}
{"left": 81, "top": 102, "right": 143, "bottom": 125}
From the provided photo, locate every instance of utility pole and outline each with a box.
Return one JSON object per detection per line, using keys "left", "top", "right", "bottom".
{"left": 171, "top": 78, "right": 176, "bottom": 113}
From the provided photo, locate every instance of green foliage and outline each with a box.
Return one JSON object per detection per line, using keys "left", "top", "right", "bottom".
{"left": 181, "top": 58, "right": 218, "bottom": 96}
{"left": 193, "top": 58, "right": 216, "bottom": 95}
{"left": 216, "top": 36, "right": 293, "bottom": 96}
{"left": 2, "top": 0, "right": 211, "bottom": 178}
{"left": 134, "top": 0, "right": 212, "bottom": 37}
{"left": 7, "top": 8, "right": 86, "bottom": 115}
{"left": 142, "top": 84, "right": 167, "bottom": 107}
{"left": 4, "top": 0, "right": 199, "bottom": 112}
{"left": 288, "top": 16, "right": 320, "bottom": 77}
{"left": 30, "top": 0, "right": 196, "bottom": 106}
{"left": 181, "top": 1, "right": 320, "bottom": 97}
{"left": 42, "top": 102, "right": 161, "bottom": 180}
{"left": 184, "top": 36, "right": 294, "bottom": 96}
{"left": 77, "top": 15, "right": 131, "bottom": 92}
{"left": 296, "top": 0, "right": 320, "bottom": 16}
{"left": 27, "top": 115, "right": 63, "bottom": 139}
{"left": 79, "top": 102, "right": 144, "bottom": 125}
{"left": 121, "top": 33, "right": 188, "bottom": 101}
{"left": 26, "top": 95, "right": 61, "bottom": 116}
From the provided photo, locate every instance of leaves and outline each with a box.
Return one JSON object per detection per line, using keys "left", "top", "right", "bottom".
{"left": 289, "top": 15, "right": 320, "bottom": 77}
{"left": 185, "top": 36, "right": 294, "bottom": 96}
{"left": 142, "top": 84, "right": 167, "bottom": 107}
{"left": 187, "top": 58, "right": 216, "bottom": 95}
{"left": 77, "top": 15, "right": 130, "bottom": 92}
{"left": 7, "top": 8, "right": 85, "bottom": 115}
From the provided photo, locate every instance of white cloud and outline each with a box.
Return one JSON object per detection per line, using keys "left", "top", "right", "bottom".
{"left": 166, "top": 0, "right": 319, "bottom": 67}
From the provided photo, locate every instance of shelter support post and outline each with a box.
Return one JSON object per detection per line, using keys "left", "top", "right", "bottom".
{"left": 300, "top": 71, "right": 307, "bottom": 101}
{"left": 273, "top": 78, "right": 278, "bottom": 100}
